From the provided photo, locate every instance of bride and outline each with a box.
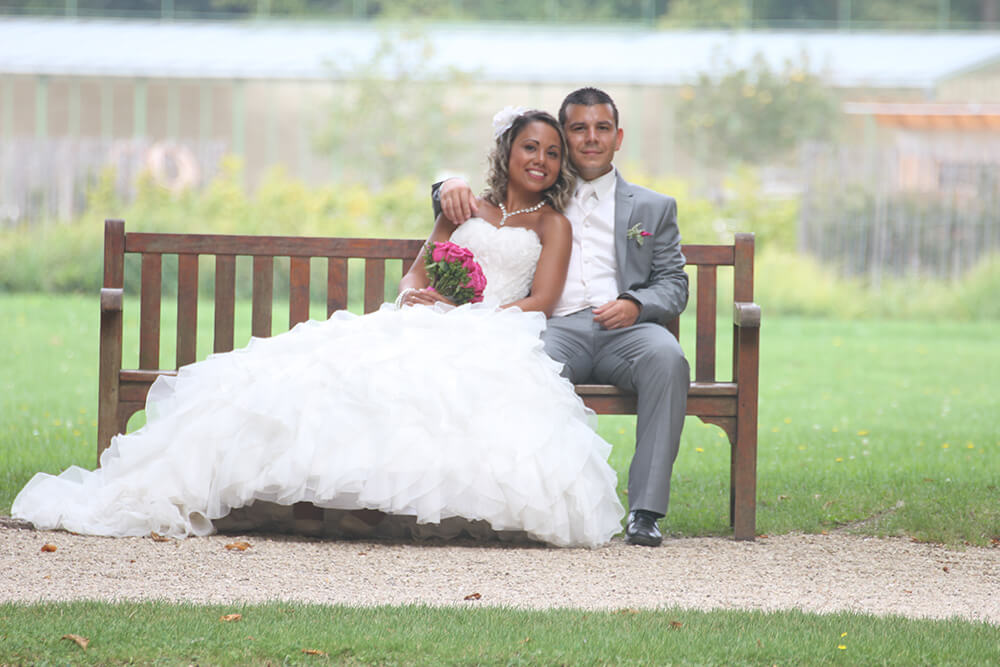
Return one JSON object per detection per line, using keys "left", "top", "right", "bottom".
{"left": 12, "top": 108, "right": 626, "bottom": 548}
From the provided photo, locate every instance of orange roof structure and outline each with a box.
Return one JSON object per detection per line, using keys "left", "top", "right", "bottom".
{"left": 843, "top": 103, "right": 1000, "bottom": 129}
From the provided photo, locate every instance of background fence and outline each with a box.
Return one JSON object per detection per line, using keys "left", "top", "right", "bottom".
{"left": 0, "top": 137, "right": 225, "bottom": 226}
{"left": 799, "top": 143, "right": 1000, "bottom": 283}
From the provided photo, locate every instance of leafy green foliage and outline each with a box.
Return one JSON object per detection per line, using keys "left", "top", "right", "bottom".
{"left": 661, "top": 0, "right": 997, "bottom": 27}
{"left": 660, "top": 0, "right": 751, "bottom": 27}
{"left": 5, "top": 163, "right": 1000, "bottom": 321}
{"left": 629, "top": 167, "right": 798, "bottom": 251}
{"left": 4, "top": 0, "right": 996, "bottom": 25}
{"left": 0, "top": 160, "right": 432, "bottom": 296}
{"left": 675, "top": 52, "right": 841, "bottom": 166}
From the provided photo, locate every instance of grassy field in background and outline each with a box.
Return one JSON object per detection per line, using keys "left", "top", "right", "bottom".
{"left": 3, "top": 293, "right": 997, "bottom": 545}
{"left": 2, "top": 293, "right": 999, "bottom": 665}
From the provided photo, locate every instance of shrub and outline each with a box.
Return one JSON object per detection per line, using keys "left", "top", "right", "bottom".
{"left": 629, "top": 166, "right": 798, "bottom": 252}
{"left": 3, "top": 163, "right": 996, "bottom": 322}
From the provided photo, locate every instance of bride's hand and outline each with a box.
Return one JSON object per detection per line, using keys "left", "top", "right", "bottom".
{"left": 399, "top": 288, "right": 455, "bottom": 307}
{"left": 439, "top": 178, "right": 478, "bottom": 224}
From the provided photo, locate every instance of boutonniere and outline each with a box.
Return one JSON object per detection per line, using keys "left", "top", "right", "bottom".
{"left": 627, "top": 223, "right": 653, "bottom": 246}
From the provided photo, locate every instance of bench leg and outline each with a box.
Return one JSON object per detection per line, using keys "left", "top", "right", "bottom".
{"left": 732, "top": 324, "right": 760, "bottom": 541}
{"left": 731, "top": 427, "right": 757, "bottom": 540}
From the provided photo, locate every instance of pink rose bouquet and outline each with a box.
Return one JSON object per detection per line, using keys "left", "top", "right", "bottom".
{"left": 423, "top": 241, "right": 487, "bottom": 305}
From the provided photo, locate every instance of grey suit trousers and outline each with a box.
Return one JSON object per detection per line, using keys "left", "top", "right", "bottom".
{"left": 543, "top": 309, "right": 689, "bottom": 516}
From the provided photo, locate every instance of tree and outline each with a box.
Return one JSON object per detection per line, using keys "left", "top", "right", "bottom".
{"left": 675, "top": 52, "right": 840, "bottom": 166}
{"left": 315, "top": 31, "right": 479, "bottom": 188}
{"left": 660, "top": 0, "right": 995, "bottom": 27}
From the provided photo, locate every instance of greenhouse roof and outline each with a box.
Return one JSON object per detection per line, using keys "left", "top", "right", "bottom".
{"left": 1, "top": 17, "right": 999, "bottom": 89}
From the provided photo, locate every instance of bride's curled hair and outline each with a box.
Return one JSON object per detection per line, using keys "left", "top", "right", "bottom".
{"left": 483, "top": 109, "right": 577, "bottom": 213}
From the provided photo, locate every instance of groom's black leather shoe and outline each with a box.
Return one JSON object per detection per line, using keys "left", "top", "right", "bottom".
{"left": 625, "top": 510, "right": 663, "bottom": 547}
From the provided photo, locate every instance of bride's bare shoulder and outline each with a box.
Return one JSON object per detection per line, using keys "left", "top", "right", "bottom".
{"left": 535, "top": 208, "right": 571, "bottom": 243}
{"left": 541, "top": 208, "right": 571, "bottom": 231}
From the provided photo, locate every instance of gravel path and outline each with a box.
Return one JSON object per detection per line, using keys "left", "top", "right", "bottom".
{"left": 2, "top": 519, "right": 998, "bottom": 625}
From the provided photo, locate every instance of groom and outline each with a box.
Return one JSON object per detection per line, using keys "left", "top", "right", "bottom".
{"left": 434, "top": 88, "right": 689, "bottom": 547}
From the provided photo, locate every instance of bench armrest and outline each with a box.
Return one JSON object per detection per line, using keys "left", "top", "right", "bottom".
{"left": 101, "top": 288, "right": 123, "bottom": 313}
{"left": 733, "top": 301, "right": 761, "bottom": 328}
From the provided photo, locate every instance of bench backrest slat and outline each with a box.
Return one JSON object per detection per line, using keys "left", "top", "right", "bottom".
{"left": 695, "top": 264, "right": 717, "bottom": 383}
{"left": 289, "top": 257, "right": 311, "bottom": 326}
{"left": 177, "top": 253, "right": 199, "bottom": 367}
{"left": 214, "top": 255, "right": 236, "bottom": 353}
{"left": 327, "top": 257, "right": 349, "bottom": 316}
{"left": 733, "top": 233, "right": 755, "bottom": 381}
{"left": 251, "top": 256, "right": 274, "bottom": 338}
{"left": 665, "top": 317, "right": 679, "bottom": 341}
{"left": 364, "top": 259, "right": 386, "bottom": 313}
{"left": 733, "top": 234, "right": 754, "bottom": 302}
{"left": 139, "top": 253, "right": 162, "bottom": 370}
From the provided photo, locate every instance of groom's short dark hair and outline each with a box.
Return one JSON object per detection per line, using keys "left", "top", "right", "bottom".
{"left": 558, "top": 87, "right": 619, "bottom": 128}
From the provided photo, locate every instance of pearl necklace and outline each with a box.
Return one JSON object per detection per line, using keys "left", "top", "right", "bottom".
{"left": 498, "top": 200, "right": 545, "bottom": 226}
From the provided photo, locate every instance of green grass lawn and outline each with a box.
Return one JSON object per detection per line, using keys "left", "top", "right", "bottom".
{"left": 2, "top": 601, "right": 998, "bottom": 666}
{"left": 4, "top": 293, "right": 997, "bottom": 545}
{"left": 2, "top": 293, "right": 999, "bottom": 665}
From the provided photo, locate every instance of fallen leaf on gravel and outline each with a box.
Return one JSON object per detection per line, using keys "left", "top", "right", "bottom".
{"left": 150, "top": 532, "right": 171, "bottom": 542}
{"left": 225, "top": 541, "right": 251, "bottom": 551}
{"left": 670, "top": 621, "right": 683, "bottom": 629}
{"left": 942, "top": 566, "right": 949, "bottom": 572}
{"left": 62, "top": 634, "right": 89, "bottom": 650}
{"left": 463, "top": 592, "right": 482, "bottom": 600}
{"left": 220, "top": 614, "right": 242, "bottom": 622}
{"left": 302, "top": 648, "right": 327, "bottom": 656}
{"left": 40, "top": 544, "right": 57, "bottom": 552}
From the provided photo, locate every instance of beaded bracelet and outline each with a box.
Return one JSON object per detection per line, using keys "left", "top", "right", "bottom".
{"left": 394, "top": 288, "right": 416, "bottom": 310}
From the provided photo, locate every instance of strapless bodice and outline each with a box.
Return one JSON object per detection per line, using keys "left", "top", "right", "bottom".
{"left": 448, "top": 218, "right": 542, "bottom": 306}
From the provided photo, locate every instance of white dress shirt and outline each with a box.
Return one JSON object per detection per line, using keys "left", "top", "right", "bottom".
{"left": 552, "top": 168, "right": 620, "bottom": 317}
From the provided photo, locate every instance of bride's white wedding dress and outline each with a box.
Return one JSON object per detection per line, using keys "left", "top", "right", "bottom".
{"left": 13, "top": 218, "right": 626, "bottom": 547}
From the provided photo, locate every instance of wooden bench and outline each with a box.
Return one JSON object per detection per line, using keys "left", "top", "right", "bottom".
{"left": 98, "top": 219, "right": 761, "bottom": 540}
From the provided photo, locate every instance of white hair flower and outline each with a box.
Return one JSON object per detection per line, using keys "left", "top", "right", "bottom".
{"left": 492, "top": 106, "right": 529, "bottom": 139}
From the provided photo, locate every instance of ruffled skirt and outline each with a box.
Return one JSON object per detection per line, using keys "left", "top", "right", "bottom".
{"left": 13, "top": 303, "right": 625, "bottom": 547}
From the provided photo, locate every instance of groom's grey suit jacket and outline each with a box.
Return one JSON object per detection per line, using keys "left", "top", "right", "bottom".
{"left": 609, "top": 172, "right": 689, "bottom": 326}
